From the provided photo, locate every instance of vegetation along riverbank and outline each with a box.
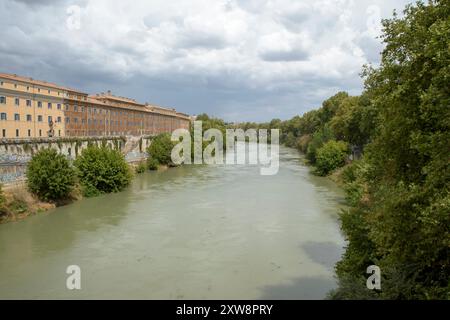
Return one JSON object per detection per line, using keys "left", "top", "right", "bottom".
{"left": 239, "top": 1, "right": 449, "bottom": 299}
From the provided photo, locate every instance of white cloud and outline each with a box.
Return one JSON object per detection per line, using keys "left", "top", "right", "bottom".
{"left": 0, "top": 0, "right": 414, "bottom": 121}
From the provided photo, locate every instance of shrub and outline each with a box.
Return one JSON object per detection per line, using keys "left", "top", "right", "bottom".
{"left": 135, "top": 162, "right": 146, "bottom": 174}
{"left": 314, "top": 140, "right": 348, "bottom": 176}
{"left": 74, "top": 145, "right": 132, "bottom": 197}
{"left": 147, "top": 157, "right": 159, "bottom": 171}
{"left": 297, "top": 134, "right": 312, "bottom": 153}
{"left": 306, "top": 126, "right": 334, "bottom": 163}
{"left": 0, "top": 184, "right": 6, "bottom": 214}
{"left": 147, "top": 133, "right": 174, "bottom": 166}
{"left": 26, "top": 148, "right": 76, "bottom": 201}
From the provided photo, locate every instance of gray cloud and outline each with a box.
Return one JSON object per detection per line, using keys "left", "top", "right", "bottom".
{"left": 0, "top": 0, "right": 415, "bottom": 122}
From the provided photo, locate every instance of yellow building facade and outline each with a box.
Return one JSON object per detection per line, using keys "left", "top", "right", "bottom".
{"left": 0, "top": 73, "right": 67, "bottom": 138}
{"left": 0, "top": 73, "right": 190, "bottom": 139}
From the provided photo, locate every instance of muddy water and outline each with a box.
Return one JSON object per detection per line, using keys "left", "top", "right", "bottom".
{"left": 0, "top": 146, "right": 345, "bottom": 299}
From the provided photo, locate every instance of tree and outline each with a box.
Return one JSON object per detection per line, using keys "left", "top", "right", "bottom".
{"left": 314, "top": 140, "right": 349, "bottom": 176}
{"left": 306, "top": 125, "right": 335, "bottom": 163}
{"left": 26, "top": 148, "right": 76, "bottom": 201}
{"left": 333, "top": 0, "right": 450, "bottom": 299}
{"left": 147, "top": 133, "right": 175, "bottom": 166}
{"left": 74, "top": 145, "right": 132, "bottom": 197}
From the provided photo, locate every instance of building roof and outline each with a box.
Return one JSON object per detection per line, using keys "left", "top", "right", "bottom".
{"left": 0, "top": 72, "right": 190, "bottom": 119}
{"left": 0, "top": 72, "right": 86, "bottom": 94}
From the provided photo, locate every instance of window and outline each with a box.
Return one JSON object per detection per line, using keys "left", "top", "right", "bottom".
{"left": 65, "top": 117, "right": 70, "bottom": 123}
{"left": 26, "top": 86, "right": 30, "bottom": 91}
{"left": 82, "top": 119, "right": 86, "bottom": 124}
{"left": 81, "top": 106, "right": 85, "bottom": 112}
{"left": 58, "top": 130, "right": 61, "bottom": 136}
{"left": 38, "top": 88, "right": 40, "bottom": 93}
{"left": 38, "top": 101, "right": 42, "bottom": 108}
{"left": 57, "top": 104, "right": 61, "bottom": 110}
{"left": 48, "top": 116, "right": 52, "bottom": 123}
{"left": 14, "top": 84, "right": 17, "bottom": 88}
{"left": 28, "top": 129, "right": 31, "bottom": 137}
{"left": 48, "top": 90, "right": 51, "bottom": 94}
{"left": 15, "top": 98, "right": 19, "bottom": 106}
{"left": 0, "top": 81, "right": 3, "bottom": 86}
{"left": 74, "top": 105, "right": 78, "bottom": 112}
{"left": 15, "top": 129, "right": 19, "bottom": 137}
{"left": 26, "top": 114, "right": 32, "bottom": 122}
{"left": 14, "top": 114, "right": 20, "bottom": 121}
{"left": 0, "top": 113, "right": 6, "bottom": 120}
{"left": 57, "top": 116, "right": 61, "bottom": 123}
{"left": 39, "top": 129, "right": 42, "bottom": 137}
{"left": 0, "top": 96, "right": 6, "bottom": 104}
{"left": 65, "top": 104, "right": 69, "bottom": 111}
{"left": 74, "top": 118, "right": 78, "bottom": 123}
{"left": 26, "top": 99, "right": 31, "bottom": 107}
{"left": 48, "top": 102, "right": 52, "bottom": 109}
{"left": 2, "top": 129, "right": 5, "bottom": 137}
{"left": 38, "top": 115, "right": 43, "bottom": 122}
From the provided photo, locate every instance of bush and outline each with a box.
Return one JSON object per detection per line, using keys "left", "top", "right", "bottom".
{"left": 135, "top": 162, "right": 146, "bottom": 174}
{"left": 26, "top": 148, "right": 76, "bottom": 201}
{"left": 147, "top": 133, "right": 174, "bottom": 166}
{"left": 147, "top": 157, "right": 159, "bottom": 171}
{"left": 314, "top": 140, "right": 348, "bottom": 176}
{"left": 306, "top": 126, "right": 334, "bottom": 163}
{"left": 0, "top": 184, "right": 6, "bottom": 214}
{"left": 74, "top": 145, "right": 132, "bottom": 197}
{"left": 297, "top": 134, "right": 312, "bottom": 153}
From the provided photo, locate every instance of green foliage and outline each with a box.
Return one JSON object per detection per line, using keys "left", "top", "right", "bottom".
{"left": 135, "top": 162, "right": 146, "bottom": 174}
{"left": 147, "top": 157, "right": 159, "bottom": 170}
{"left": 9, "top": 199, "right": 28, "bottom": 214}
{"left": 314, "top": 140, "right": 349, "bottom": 176}
{"left": 0, "top": 184, "right": 6, "bottom": 214}
{"left": 306, "top": 126, "right": 335, "bottom": 164}
{"left": 332, "top": 0, "right": 450, "bottom": 299}
{"left": 74, "top": 145, "right": 132, "bottom": 197}
{"left": 341, "top": 160, "right": 368, "bottom": 207}
{"left": 26, "top": 148, "right": 76, "bottom": 201}
{"left": 147, "top": 133, "right": 174, "bottom": 166}
{"left": 297, "top": 134, "right": 312, "bottom": 153}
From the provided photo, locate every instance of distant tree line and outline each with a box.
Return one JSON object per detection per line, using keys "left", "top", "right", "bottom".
{"left": 240, "top": 0, "right": 449, "bottom": 299}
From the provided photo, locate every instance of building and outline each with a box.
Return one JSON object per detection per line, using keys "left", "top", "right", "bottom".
{"left": 0, "top": 73, "right": 190, "bottom": 139}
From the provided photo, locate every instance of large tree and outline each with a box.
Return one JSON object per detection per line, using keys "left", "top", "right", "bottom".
{"left": 332, "top": 0, "right": 450, "bottom": 299}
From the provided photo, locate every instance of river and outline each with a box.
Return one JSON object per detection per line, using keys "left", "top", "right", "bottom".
{"left": 0, "top": 146, "right": 346, "bottom": 299}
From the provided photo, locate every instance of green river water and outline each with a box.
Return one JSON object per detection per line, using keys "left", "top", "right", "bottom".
{"left": 0, "top": 146, "right": 346, "bottom": 299}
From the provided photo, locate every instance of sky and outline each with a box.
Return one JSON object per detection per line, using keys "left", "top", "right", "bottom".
{"left": 0, "top": 0, "right": 415, "bottom": 122}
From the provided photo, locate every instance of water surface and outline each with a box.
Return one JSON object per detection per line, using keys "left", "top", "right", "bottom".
{"left": 0, "top": 146, "right": 345, "bottom": 299}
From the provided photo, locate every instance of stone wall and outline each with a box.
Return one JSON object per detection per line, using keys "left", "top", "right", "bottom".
{"left": 0, "top": 136, "right": 153, "bottom": 185}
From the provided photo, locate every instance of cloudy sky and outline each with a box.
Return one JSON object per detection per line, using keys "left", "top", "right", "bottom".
{"left": 0, "top": 0, "right": 414, "bottom": 121}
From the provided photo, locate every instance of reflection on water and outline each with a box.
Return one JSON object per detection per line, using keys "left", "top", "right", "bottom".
{"left": 0, "top": 146, "right": 345, "bottom": 299}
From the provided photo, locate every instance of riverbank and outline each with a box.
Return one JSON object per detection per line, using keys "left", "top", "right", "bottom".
{"left": 0, "top": 161, "right": 169, "bottom": 224}
{"left": 0, "top": 183, "right": 58, "bottom": 224}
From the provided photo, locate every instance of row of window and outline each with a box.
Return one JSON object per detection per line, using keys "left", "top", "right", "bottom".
{"left": 0, "top": 97, "right": 177, "bottom": 123}
{"left": 0, "top": 112, "right": 160, "bottom": 126}
{"left": 0, "top": 96, "right": 64, "bottom": 109}
{"left": 1, "top": 128, "right": 61, "bottom": 138}
{"left": 0, "top": 113, "right": 61, "bottom": 123}
{"left": 65, "top": 118, "right": 144, "bottom": 126}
